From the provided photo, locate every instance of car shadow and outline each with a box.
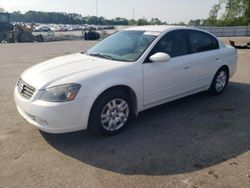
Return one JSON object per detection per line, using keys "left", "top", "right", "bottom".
{"left": 41, "top": 81, "right": 250, "bottom": 175}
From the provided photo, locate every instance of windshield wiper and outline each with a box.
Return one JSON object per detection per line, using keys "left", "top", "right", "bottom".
{"left": 88, "top": 53, "right": 114, "bottom": 60}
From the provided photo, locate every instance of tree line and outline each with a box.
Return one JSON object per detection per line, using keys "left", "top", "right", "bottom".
{"left": 1, "top": 1, "right": 249, "bottom": 27}
{"left": 189, "top": 0, "right": 250, "bottom": 26}
{"left": 4, "top": 10, "right": 166, "bottom": 26}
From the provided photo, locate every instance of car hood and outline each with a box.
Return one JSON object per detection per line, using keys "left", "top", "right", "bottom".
{"left": 21, "top": 53, "right": 123, "bottom": 89}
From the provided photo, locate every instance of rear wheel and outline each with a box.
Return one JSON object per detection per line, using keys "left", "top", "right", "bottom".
{"left": 209, "top": 67, "right": 229, "bottom": 95}
{"left": 89, "top": 90, "right": 132, "bottom": 136}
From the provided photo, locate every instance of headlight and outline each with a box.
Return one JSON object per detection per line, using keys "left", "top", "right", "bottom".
{"left": 39, "top": 84, "right": 81, "bottom": 102}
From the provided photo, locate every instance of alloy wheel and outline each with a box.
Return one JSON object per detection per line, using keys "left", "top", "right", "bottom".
{"left": 215, "top": 70, "right": 227, "bottom": 92}
{"left": 100, "top": 99, "right": 129, "bottom": 131}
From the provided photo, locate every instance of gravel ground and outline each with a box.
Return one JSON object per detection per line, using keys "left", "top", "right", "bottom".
{"left": 0, "top": 38, "right": 250, "bottom": 188}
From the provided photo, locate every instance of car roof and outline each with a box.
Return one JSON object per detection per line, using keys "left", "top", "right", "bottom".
{"left": 124, "top": 25, "right": 218, "bottom": 40}
{"left": 124, "top": 25, "right": 186, "bottom": 33}
{"left": 124, "top": 25, "right": 216, "bottom": 37}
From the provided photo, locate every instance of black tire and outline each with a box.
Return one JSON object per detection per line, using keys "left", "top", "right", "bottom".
{"left": 17, "top": 31, "right": 34, "bottom": 43}
{"left": 0, "top": 34, "right": 3, "bottom": 43}
{"left": 37, "top": 34, "right": 44, "bottom": 42}
{"left": 209, "top": 67, "right": 229, "bottom": 95}
{"left": 84, "top": 33, "right": 88, "bottom": 40}
{"left": 89, "top": 90, "right": 132, "bottom": 136}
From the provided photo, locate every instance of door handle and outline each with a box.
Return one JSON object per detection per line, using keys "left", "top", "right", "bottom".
{"left": 184, "top": 66, "right": 190, "bottom": 70}
{"left": 216, "top": 57, "right": 220, "bottom": 61}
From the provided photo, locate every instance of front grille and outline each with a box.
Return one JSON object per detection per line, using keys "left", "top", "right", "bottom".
{"left": 17, "top": 78, "right": 36, "bottom": 99}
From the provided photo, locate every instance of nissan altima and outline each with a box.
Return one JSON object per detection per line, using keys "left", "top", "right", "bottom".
{"left": 14, "top": 26, "right": 237, "bottom": 136}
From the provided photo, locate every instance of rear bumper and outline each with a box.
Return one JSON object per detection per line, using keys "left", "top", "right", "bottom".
{"left": 14, "top": 87, "right": 93, "bottom": 133}
{"left": 227, "top": 48, "right": 238, "bottom": 78}
{"left": 229, "top": 64, "right": 237, "bottom": 79}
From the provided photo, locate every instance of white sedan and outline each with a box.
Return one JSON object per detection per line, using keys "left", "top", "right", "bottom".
{"left": 14, "top": 26, "right": 237, "bottom": 136}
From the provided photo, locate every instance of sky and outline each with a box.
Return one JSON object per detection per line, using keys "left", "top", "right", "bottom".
{"left": 0, "top": 0, "right": 220, "bottom": 23}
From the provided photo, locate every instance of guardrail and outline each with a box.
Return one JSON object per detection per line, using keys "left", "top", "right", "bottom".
{"left": 198, "top": 26, "right": 250, "bottom": 37}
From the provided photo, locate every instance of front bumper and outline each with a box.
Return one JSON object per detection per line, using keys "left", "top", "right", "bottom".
{"left": 14, "top": 87, "right": 92, "bottom": 133}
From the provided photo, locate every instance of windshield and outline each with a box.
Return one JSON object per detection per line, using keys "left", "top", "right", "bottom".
{"left": 86, "top": 30, "right": 159, "bottom": 62}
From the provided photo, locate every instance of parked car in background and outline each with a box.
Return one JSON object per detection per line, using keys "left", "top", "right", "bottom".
{"left": 31, "top": 23, "right": 115, "bottom": 32}
{"left": 14, "top": 26, "right": 237, "bottom": 136}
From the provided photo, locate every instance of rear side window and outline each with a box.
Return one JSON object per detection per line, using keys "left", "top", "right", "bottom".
{"left": 187, "top": 30, "right": 219, "bottom": 53}
{"left": 150, "top": 30, "right": 188, "bottom": 58}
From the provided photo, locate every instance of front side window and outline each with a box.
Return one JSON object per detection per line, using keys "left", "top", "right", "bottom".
{"left": 149, "top": 30, "right": 189, "bottom": 58}
{"left": 87, "top": 30, "right": 159, "bottom": 62}
{"left": 187, "top": 30, "right": 219, "bottom": 53}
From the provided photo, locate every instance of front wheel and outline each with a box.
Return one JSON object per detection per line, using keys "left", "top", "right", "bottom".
{"left": 89, "top": 91, "right": 132, "bottom": 136}
{"left": 209, "top": 68, "right": 229, "bottom": 95}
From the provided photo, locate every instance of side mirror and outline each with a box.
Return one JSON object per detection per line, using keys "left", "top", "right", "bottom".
{"left": 149, "top": 52, "right": 171, "bottom": 63}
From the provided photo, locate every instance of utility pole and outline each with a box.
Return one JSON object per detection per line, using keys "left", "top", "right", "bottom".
{"left": 95, "top": 0, "right": 98, "bottom": 17}
{"left": 132, "top": 8, "right": 135, "bottom": 25}
{"left": 96, "top": 0, "right": 99, "bottom": 25}
{"left": 133, "top": 8, "right": 135, "bottom": 20}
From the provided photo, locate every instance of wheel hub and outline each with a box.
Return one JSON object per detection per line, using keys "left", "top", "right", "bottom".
{"left": 101, "top": 99, "right": 129, "bottom": 131}
{"left": 215, "top": 70, "right": 227, "bottom": 92}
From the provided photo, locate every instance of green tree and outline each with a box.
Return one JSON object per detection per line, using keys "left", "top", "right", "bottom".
{"left": 149, "top": 18, "right": 162, "bottom": 25}
{"left": 128, "top": 19, "right": 136, "bottom": 25}
{"left": 204, "top": 0, "right": 250, "bottom": 26}
{"left": 176, "top": 22, "right": 186, "bottom": 26}
{"left": 7, "top": 10, "right": 165, "bottom": 26}
{"left": 224, "top": 0, "right": 244, "bottom": 19}
{"left": 205, "top": 0, "right": 225, "bottom": 25}
{"left": 188, "top": 19, "right": 202, "bottom": 26}
{"left": 112, "top": 17, "right": 129, "bottom": 25}
{"left": 137, "top": 18, "right": 149, "bottom": 25}
{"left": 209, "top": 4, "right": 221, "bottom": 20}
{"left": 243, "top": 0, "right": 250, "bottom": 17}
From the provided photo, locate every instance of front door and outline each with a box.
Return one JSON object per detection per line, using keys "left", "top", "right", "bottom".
{"left": 143, "top": 30, "right": 196, "bottom": 106}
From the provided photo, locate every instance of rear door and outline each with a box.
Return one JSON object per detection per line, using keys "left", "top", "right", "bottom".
{"left": 185, "top": 30, "right": 221, "bottom": 89}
